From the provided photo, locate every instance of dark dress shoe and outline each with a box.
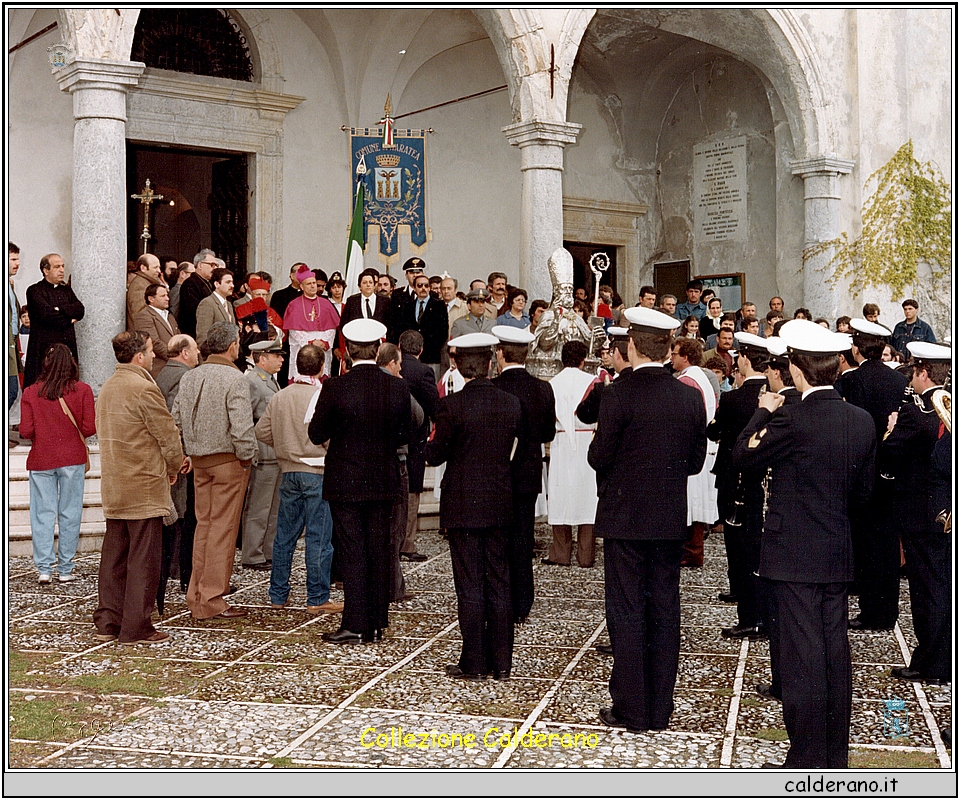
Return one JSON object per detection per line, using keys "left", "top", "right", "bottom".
{"left": 242, "top": 562, "right": 271, "bottom": 571}
{"left": 891, "top": 666, "right": 949, "bottom": 685}
{"left": 761, "top": 762, "right": 783, "bottom": 769}
{"left": 322, "top": 629, "right": 364, "bottom": 645}
{"left": 756, "top": 683, "right": 782, "bottom": 702}
{"left": 211, "top": 606, "right": 248, "bottom": 619}
{"left": 492, "top": 670, "right": 511, "bottom": 681}
{"left": 400, "top": 552, "right": 428, "bottom": 562}
{"left": 848, "top": 617, "right": 894, "bottom": 631}
{"left": 598, "top": 707, "right": 644, "bottom": 733}
{"left": 540, "top": 558, "right": 570, "bottom": 566}
{"left": 362, "top": 629, "right": 384, "bottom": 643}
{"left": 445, "top": 664, "right": 487, "bottom": 681}
{"left": 595, "top": 643, "right": 614, "bottom": 655}
{"left": 717, "top": 592, "right": 738, "bottom": 603}
{"left": 721, "top": 623, "right": 765, "bottom": 639}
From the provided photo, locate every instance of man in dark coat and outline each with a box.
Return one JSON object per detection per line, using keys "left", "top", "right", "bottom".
{"left": 24, "top": 254, "right": 84, "bottom": 388}
{"left": 707, "top": 333, "right": 768, "bottom": 626}
{"left": 387, "top": 257, "right": 423, "bottom": 343}
{"left": 309, "top": 318, "right": 411, "bottom": 644}
{"left": 394, "top": 271, "right": 448, "bottom": 377}
{"left": 397, "top": 330, "right": 439, "bottom": 562}
{"left": 589, "top": 307, "right": 706, "bottom": 732}
{"left": 844, "top": 318, "right": 909, "bottom": 631}
{"left": 882, "top": 342, "right": 951, "bottom": 685}
{"left": 176, "top": 249, "right": 217, "bottom": 340}
{"left": 734, "top": 319, "right": 875, "bottom": 769}
{"left": 339, "top": 267, "right": 391, "bottom": 329}
{"left": 491, "top": 325, "right": 555, "bottom": 624}
{"left": 426, "top": 332, "right": 522, "bottom": 681}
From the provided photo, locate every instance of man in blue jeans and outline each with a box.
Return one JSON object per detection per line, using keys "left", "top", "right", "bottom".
{"left": 255, "top": 344, "right": 342, "bottom": 615}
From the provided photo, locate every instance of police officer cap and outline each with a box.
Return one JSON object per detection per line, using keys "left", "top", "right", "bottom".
{"left": 778, "top": 319, "right": 852, "bottom": 355}
{"left": 492, "top": 325, "right": 534, "bottom": 345}
{"left": 849, "top": 318, "right": 893, "bottom": 338}
{"left": 622, "top": 306, "right": 680, "bottom": 333}
{"left": 466, "top": 287, "right": 490, "bottom": 302}
{"left": 342, "top": 318, "right": 387, "bottom": 344}
{"left": 403, "top": 257, "right": 425, "bottom": 273}
{"left": 448, "top": 332, "right": 498, "bottom": 350}
{"left": 607, "top": 326, "right": 629, "bottom": 339}
{"left": 906, "top": 341, "right": 951, "bottom": 362}
{"left": 249, "top": 333, "right": 283, "bottom": 353}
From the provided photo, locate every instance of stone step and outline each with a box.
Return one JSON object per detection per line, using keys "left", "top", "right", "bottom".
{"left": 9, "top": 501, "right": 105, "bottom": 528}
{"left": 8, "top": 475, "right": 101, "bottom": 499}
{"left": 8, "top": 521, "right": 106, "bottom": 557}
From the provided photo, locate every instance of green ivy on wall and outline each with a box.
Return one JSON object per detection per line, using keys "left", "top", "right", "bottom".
{"left": 803, "top": 141, "right": 951, "bottom": 300}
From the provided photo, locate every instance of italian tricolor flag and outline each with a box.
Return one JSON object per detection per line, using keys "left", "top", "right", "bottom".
{"left": 344, "top": 157, "right": 366, "bottom": 298}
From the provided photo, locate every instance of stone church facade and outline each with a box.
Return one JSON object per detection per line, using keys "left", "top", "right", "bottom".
{"left": 7, "top": 8, "right": 953, "bottom": 392}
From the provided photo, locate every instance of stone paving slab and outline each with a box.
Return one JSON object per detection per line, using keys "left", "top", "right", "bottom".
{"left": 192, "top": 663, "right": 378, "bottom": 706}
{"left": 83, "top": 699, "right": 328, "bottom": 756}
{"left": 9, "top": 592, "right": 85, "bottom": 620}
{"left": 526, "top": 595, "right": 606, "bottom": 622}
{"left": 43, "top": 748, "right": 263, "bottom": 769}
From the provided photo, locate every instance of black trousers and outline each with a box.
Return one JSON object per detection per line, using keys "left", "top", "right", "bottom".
{"left": 605, "top": 538, "right": 683, "bottom": 731}
{"left": 389, "top": 463, "right": 410, "bottom": 602}
{"left": 853, "top": 493, "right": 901, "bottom": 627}
{"left": 757, "top": 575, "right": 782, "bottom": 697}
{"left": 330, "top": 500, "right": 392, "bottom": 635}
{"left": 733, "top": 496, "right": 763, "bottom": 627}
{"left": 448, "top": 526, "right": 513, "bottom": 675}
{"left": 903, "top": 527, "right": 951, "bottom": 680}
{"left": 774, "top": 580, "right": 851, "bottom": 769}
{"left": 508, "top": 492, "right": 537, "bottom": 622}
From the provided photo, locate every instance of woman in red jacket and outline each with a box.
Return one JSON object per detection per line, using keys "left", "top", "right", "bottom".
{"left": 19, "top": 344, "right": 96, "bottom": 584}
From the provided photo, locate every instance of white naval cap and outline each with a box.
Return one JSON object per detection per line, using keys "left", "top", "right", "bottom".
{"left": 607, "top": 326, "right": 629, "bottom": 338}
{"left": 448, "top": 332, "right": 499, "bottom": 350}
{"left": 778, "top": 319, "right": 853, "bottom": 355}
{"left": 764, "top": 336, "right": 788, "bottom": 358}
{"left": 734, "top": 331, "right": 768, "bottom": 352}
{"left": 906, "top": 341, "right": 952, "bottom": 362}
{"left": 492, "top": 325, "right": 534, "bottom": 345}
{"left": 342, "top": 317, "right": 387, "bottom": 344}
{"left": 622, "top": 306, "right": 680, "bottom": 333}
{"left": 849, "top": 318, "right": 893, "bottom": 338}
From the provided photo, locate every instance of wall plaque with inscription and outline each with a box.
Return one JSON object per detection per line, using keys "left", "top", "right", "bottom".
{"left": 693, "top": 136, "right": 747, "bottom": 243}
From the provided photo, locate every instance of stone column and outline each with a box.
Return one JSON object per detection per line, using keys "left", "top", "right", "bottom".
{"left": 790, "top": 156, "right": 855, "bottom": 320}
{"left": 503, "top": 120, "right": 582, "bottom": 303}
{"left": 56, "top": 58, "right": 144, "bottom": 395}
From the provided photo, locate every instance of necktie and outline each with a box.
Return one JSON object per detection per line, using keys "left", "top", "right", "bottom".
{"left": 365, "top": 297, "right": 372, "bottom": 318}
{"left": 476, "top": 316, "right": 482, "bottom": 330}
{"left": 417, "top": 300, "right": 425, "bottom": 322}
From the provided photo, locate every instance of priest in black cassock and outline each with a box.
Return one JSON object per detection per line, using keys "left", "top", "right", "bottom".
{"left": 23, "top": 253, "right": 84, "bottom": 388}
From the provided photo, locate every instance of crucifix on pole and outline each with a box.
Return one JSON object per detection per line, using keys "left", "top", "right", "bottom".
{"left": 131, "top": 178, "right": 164, "bottom": 255}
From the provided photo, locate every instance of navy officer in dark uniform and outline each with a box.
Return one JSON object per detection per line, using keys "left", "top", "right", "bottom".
{"left": 883, "top": 341, "right": 952, "bottom": 686}
{"left": 589, "top": 306, "right": 706, "bottom": 732}
{"left": 734, "top": 319, "right": 875, "bottom": 769}
{"left": 491, "top": 325, "right": 555, "bottom": 625}
{"left": 309, "top": 318, "right": 411, "bottom": 644}
{"left": 426, "top": 332, "right": 522, "bottom": 681}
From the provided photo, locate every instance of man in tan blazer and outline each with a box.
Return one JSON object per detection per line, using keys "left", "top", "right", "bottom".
{"left": 126, "top": 253, "right": 166, "bottom": 329}
{"left": 195, "top": 267, "right": 236, "bottom": 345}
{"left": 132, "top": 283, "right": 181, "bottom": 378}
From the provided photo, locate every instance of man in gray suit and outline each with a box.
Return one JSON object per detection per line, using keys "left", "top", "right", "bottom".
{"left": 131, "top": 283, "right": 180, "bottom": 378}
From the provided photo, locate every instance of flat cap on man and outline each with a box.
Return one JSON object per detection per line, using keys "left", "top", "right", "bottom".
{"left": 492, "top": 325, "right": 534, "bottom": 345}
{"left": 779, "top": 319, "right": 853, "bottom": 355}
{"left": 622, "top": 306, "right": 680, "bottom": 333}
{"left": 342, "top": 318, "right": 387, "bottom": 344}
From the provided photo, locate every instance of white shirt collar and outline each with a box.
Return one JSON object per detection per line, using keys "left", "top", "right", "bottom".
{"left": 802, "top": 385, "right": 833, "bottom": 400}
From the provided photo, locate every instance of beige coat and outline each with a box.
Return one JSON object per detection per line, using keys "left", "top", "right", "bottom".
{"left": 96, "top": 363, "right": 184, "bottom": 520}
{"left": 126, "top": 270, "right": 166, "bottom": 330}
{"left": 131, "top": 305, "right": 180, "bottom": 378}
{"left": 255, "top": 383, "right": 327, "bottom": 475}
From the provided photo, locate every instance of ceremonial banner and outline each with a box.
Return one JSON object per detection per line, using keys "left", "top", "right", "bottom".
{"left": 349, "top": 128, "right": 429, "bottom": 266}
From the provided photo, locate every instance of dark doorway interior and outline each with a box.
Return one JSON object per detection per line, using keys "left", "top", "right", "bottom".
{"left": 127, "top": 143, "right": 249, "bottom": 280}
{"left": 563, "top": 241, "right": 618, "bottom": 303}
{"left": 654, "top": 259, "right": 691, "bottom": 305}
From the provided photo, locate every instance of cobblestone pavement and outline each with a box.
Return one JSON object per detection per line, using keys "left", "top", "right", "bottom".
{"left": 7, "top": 527, "right": 952, "bottom": 771}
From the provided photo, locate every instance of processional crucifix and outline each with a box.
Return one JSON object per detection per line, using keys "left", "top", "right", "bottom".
{"left": 131, "top": 179, "right": 164, "bottom": 255}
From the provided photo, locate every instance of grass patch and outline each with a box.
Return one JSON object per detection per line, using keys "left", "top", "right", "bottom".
{"left": 740, "top": 697, "right": 762, "bottom": 708}
{"left": 269, "top": 757, "right": 295, "bottom": 768}
{"left": 8, "top": 651, "right": 58, "bottom": 686}
{"left": 755, "top": 727, "right": 789, "bottom": 741}
{"left": 850, "top": 749, "right": 941, "bottom": 769}
{"left": 9, "top": 691, "right": 151, "bottom": 745}
{"left": 7, "top": 741, "right": 62, "bottom": 768}
{"left": 713, "top": 688, "right": 734, "bottom": 697}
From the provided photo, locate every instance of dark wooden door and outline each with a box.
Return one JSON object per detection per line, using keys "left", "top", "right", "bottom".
{"left": 210, "top": 155, "right": 249, "bottom": 283}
